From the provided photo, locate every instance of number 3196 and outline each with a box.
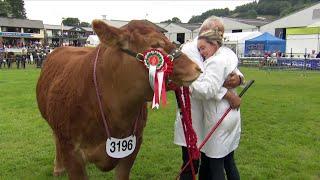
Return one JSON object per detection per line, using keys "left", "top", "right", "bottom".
{"left": 109, "top": 139, "right": 133, "bottom": 153}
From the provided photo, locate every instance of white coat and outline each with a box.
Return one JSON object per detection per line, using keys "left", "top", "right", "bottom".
{"left": 190, "top": 46, "right": 241, "bottom": 158}
{"left": 174, "top": 38, "right": 205, "bottom": 149}
{"left": 173, "top": 37, "right": 243, "bottom": 153}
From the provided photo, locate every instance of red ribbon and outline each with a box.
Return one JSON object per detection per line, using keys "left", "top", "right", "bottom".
{"left": 142, "top": 49, "right": 174, "bottom": 109}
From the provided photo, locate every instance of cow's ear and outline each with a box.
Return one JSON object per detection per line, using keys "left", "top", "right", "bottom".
{"left": 92, "top": 19, "right": 129, "bottom": 48}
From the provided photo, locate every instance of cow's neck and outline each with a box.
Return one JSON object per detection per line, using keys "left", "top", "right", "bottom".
{"left": 95, "top": 47, "right": 152, "bottom": 137}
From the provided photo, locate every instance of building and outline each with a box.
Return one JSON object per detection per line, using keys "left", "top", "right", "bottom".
{"left": 191, "top": 17, "right": 260, "bottom": 35}
{"left": 157, "top": 22, "right": 193, "bottom": 44}
{"left": 0, "top": 17, "right": 44, "bottom": 47}
{"left": 176, "top": 23, "right": 201, "bottom": 41}
{"left": 224, "top": 31, "right": 262, "bottom": 57}
{"left": 44, "top": 24, "right": 94, "bottom": 47}
{"left": 229, "top": 17, "right": 270, "bottom": 31}
{"left": 260, "top": 2, "right": 320, "bottom": 55}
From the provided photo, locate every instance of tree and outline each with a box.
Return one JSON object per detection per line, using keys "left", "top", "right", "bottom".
{"left": 161, "top": 17, "right": 182, "bottom": 23}
{"left": 246, "top": 9, "right": 258, "bottom": 18}
{"left": 62, "top": 17, "right": 80, "bottom": 26}
{"left": 171, "top": 17, "right": 182, "bottom": 23}
{"left": 6, "top": 0, "right": 26, "bottom": 18}
{"left": 233, "top": 2, "right": 258, "bottom": 14}
{"left": 80, "top": 22, "right": 91, "bottom": 27}
{"left": 188, "top": 8, "right": 230, "bottom": 23}
{"left": 0, "top": 1, "right": 11, "bottom": 17}
{"left": 188, "top": 15, "right": 203, "bottom": 23}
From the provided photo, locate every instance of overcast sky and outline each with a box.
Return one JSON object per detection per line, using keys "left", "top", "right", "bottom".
{"left": 25, "top": 0, "right": 255, "bottom": 25}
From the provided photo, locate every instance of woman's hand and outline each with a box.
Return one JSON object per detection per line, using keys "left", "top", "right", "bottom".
{"left": 223, "top": 72, "right": 242, "bottom": 89}
{"left": 223, "top": 90, "right": 241, "bottom": 109}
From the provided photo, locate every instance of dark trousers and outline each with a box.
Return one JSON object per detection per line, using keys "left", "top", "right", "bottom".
{"left": 199, "top": 151, "right": 240, "bottom": 180}
{"left": 180, "top": 146, "right": 200, "bottom": 180}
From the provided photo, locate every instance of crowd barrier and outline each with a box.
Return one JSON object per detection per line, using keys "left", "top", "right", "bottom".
{"left": 239, "top": 57, "right": 320, "bottom": 71}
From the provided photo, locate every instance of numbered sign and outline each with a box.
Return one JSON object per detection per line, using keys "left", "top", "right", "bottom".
{"left": 106, "top": 135, "right": 136, "bottom": 158}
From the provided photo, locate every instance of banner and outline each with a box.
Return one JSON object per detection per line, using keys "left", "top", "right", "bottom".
{"left": 0, "top": 32, "right": 33, "bottom": 38}
{"left": 277, "top": 58, "right": 320, "bottom": 69}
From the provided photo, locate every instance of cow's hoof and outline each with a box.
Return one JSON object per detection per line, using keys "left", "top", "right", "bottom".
{"left": 53, "top": 167, "right": 65, "bottom": 176}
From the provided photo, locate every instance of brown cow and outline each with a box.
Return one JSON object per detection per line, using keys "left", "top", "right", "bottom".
{"left": 36, "top": 19, "right": 201, "bottom": 180}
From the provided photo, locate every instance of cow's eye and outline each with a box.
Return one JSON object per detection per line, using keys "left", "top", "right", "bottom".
{"left": 151, "top": 43, "right": 161, "bottom": 48}
{"left": 151, "top": 41, "right": 165, "bottom": 48}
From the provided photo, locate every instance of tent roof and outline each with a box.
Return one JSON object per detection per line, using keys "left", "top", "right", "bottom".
{"left": 307, "top": 21, "right": 320, "bottom": 27}
{"left": 224, "top": 31, "right": 262, "bottom": 43}
{"left": 246, "top": 32, "right": 285, "bottom": 42}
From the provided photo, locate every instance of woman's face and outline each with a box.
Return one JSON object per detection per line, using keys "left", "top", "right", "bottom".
{"left": 197, "top": 39, "right": 218, "bottom": 60}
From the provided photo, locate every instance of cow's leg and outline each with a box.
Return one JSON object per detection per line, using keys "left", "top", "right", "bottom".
{"left": 115, "top": 137, "right": 142, "bottom": 180}
{"left": 85, "top": 143, "right": 118, "bottom": 172}
{"left": 55, "top": 135, "right": 88, "bottom": 180}
{"left": 53, "top": 133, "right": 65, "bottom": 176}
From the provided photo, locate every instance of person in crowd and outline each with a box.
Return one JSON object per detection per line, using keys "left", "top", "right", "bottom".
{"left": 0, "top": 52, "right": 4, "bottom": 68}
{"left": 174, "top": 16, "right": 244, "bottom": 180}
{"left": 310, "top": 50, "right": 316, "bottom": 58}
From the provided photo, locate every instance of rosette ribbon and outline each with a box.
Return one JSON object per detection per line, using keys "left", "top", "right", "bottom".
{"left": 142, "top": 49, "right": 173, "bottom": 109}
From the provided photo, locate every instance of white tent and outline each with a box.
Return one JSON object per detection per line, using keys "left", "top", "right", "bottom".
{"left": 307, "top": 21, "right": 320, "bottom": 27}
{"left": 86, "top": 35, "right": 100, "bottom": 47}
{"left": 307, "top": 21, "right": 320, "bottom": 52}
{"left": 223, "top": 31, "right": 262, "bottom": 57}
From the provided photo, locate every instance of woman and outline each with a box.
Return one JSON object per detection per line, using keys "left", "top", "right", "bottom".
{"left": 190, "top": 29, "right": 241, "bottom": 180}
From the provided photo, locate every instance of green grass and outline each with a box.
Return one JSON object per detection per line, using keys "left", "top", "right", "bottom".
{"left": 0, "top": 67, "right": 319, "bottom": 179}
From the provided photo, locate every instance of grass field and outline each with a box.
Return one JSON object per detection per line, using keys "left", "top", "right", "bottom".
{"left": 0, "top": 67, "right": 319, "bottom": 179}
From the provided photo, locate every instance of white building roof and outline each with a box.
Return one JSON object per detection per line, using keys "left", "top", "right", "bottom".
{"left": 224, "top": 31, "right": 262, "bottom": 44}
{"left": 193, "top": 17, "right": 258, "bottom": 33}
{"left": 157, "top": 23, "right": 191, "bottom": 33}
{"left": 221, "top": 17, "right": 258, "bottom": 30}
{"left": 0, "top": 17, "right": 44, "bottom": 29}
{"left": 44, "top": 24, "right": 93, "bottom": 32}
{"left": 44, "top": 24, "right": 73, "bottom": 30}
{"left": 260, "top": 2, "right": 320, "bottom": 34}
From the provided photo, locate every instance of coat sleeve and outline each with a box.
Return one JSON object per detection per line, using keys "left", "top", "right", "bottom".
{"left": 213, "top": 48, "right": 244, "bottom": 101}
{"left": 233, "top": 68, "right": 244, "bottom": 77}
{"left": 190, "top": 57, "right": 226, "bottom": 100}
{"left": 214, "top": 67, "right": 244, "bottom": 101}
{"left": 214, "top": 87, "right": 228, "bottom": 101}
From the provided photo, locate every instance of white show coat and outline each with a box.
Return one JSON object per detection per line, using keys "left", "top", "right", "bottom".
{"left": 190, "top": 46, "right": 241, "bottom": 158}
{"left": 174, "top": 38, "right": 205, "bottom": 149}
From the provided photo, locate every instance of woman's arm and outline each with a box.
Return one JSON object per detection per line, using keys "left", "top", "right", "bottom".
{"left": 190, "top": 57, "right": 226, "bottom": 100}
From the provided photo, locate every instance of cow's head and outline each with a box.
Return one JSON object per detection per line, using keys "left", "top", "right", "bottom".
{"left": 92, "top": 19, "right": 201, "bottom": 87}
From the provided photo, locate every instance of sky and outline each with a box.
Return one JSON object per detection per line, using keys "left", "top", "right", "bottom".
{"left": 24, "top": 0, "right": 255, "bottom": 25}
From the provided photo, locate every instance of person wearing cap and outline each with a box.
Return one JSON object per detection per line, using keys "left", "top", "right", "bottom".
{"left": 174, "top": 16, "right": 244, "bottom": 180}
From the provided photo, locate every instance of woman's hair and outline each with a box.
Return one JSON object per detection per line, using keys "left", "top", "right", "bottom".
{"left": 199, "top": 16, "right": 225, "bottom": 35}
{"left": 198, "top": 28, "right": 223, "bottom": 47}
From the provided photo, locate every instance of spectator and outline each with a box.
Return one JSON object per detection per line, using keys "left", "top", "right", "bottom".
{"left": 310, "top": 50, "right": 317, "bottom": 58}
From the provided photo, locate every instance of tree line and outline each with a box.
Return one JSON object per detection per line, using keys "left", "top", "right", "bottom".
{"left": 0, "top": 0, "right": 26, "bottom": 19}
{"left": 187, "top": 0, "right": 320, "bottom": 23}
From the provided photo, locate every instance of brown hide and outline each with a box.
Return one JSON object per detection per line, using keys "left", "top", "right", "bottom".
{"left": 36, "top": 19, "right": 201, "bottom": 180}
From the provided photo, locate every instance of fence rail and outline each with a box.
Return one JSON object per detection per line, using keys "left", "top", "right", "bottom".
{"left": 239, "top": 57, "right": 320, "bottom": 71}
